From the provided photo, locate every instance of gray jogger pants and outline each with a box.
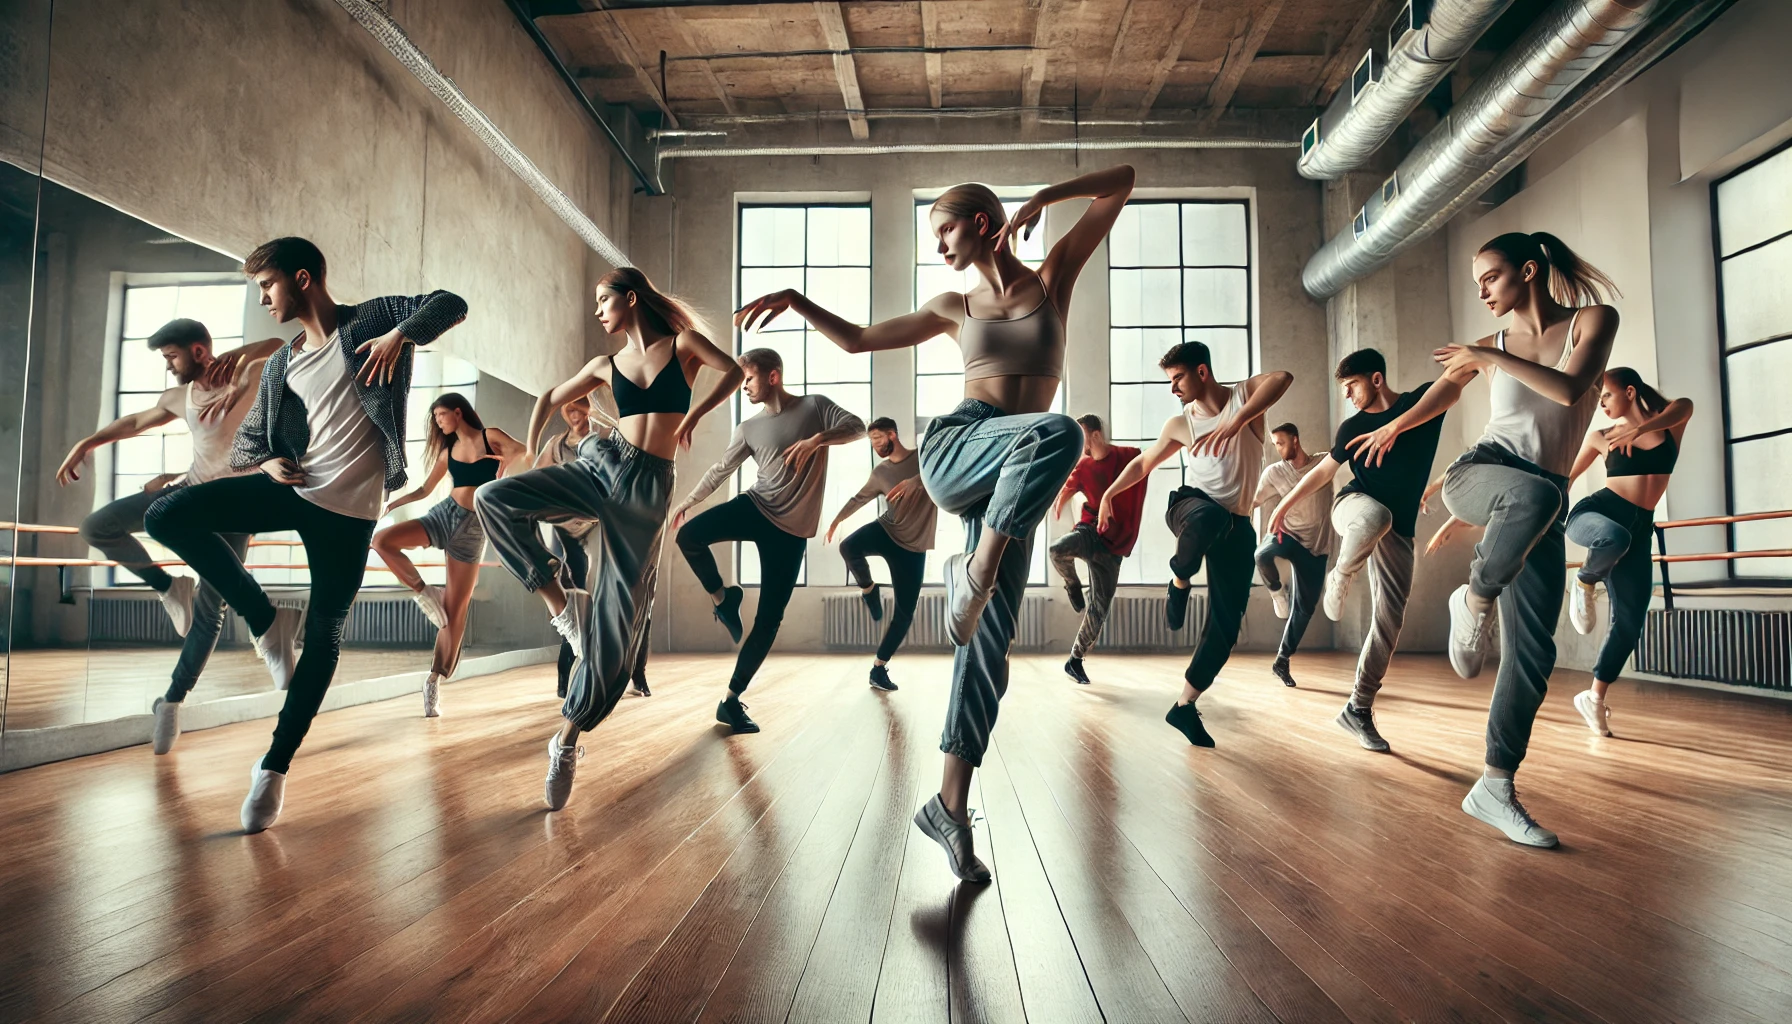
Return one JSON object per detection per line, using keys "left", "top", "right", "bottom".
{"left": 1331, "top": 491, "right": 1414, "bottom": 708}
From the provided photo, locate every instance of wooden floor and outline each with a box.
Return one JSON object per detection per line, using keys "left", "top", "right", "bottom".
{"left": 2, "top": 650, "right": 1790, "bottom": 1023}
{"left": 1, "top": 645, "right": 503, "bottom": 730}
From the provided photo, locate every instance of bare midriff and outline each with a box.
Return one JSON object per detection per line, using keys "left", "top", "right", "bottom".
{"left": 964, "top": 374, "right": 1061, "bottom": 416}
{"left": 1606, "top": 472, "right": 1670, "bottom": 512}
{"left": 615, "top": 412, "right": 685, "bottom": 462}
{"left": 449, "top": 486, "right": 479, "bottom": 511}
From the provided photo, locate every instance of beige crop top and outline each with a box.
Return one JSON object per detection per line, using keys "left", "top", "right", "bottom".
{"left": 958, "top": 292, "right": 1067, "bottom": 381}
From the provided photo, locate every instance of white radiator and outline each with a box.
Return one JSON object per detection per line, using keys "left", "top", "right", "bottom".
{"left": 88, "top": 594, "right": 432, "bottom": 646}
{"left": 1096, "top": 592, "right": 1203, "bottom": 649}
{"left": 823, "top": 592, "right": 1052, "bottom": 650}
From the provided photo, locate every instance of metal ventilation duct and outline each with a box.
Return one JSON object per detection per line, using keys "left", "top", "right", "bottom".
{"left": 333, "top": 0, "right": 632, "bottom": 268}
{"left": 1302, "top": 0, "right": 1665, "bottom": 300}
{"left": 1298, "top": 0, "right": 1517, "bottom": 180}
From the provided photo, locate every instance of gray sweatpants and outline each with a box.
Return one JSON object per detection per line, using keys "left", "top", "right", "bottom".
{"left": 1441, "top": 443, "right": 1568, "bottom": 773}
{"left": 475, "top": 436, "right": 672, "bottom": 732}
{"left": 1048, "top": 525, "right": 1123, "bottom": 659}
{"left": 1331, "top": 492, "right": 1415, "bottom": 709}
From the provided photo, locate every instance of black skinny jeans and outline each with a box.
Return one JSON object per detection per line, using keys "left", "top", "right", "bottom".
{"left": 146, "top": 473, "right": 375, "bottom": 774}
{"left": 677, "top": 494, "right": 806, "bottom": 694}
{"left": 1254, "top": 532, "right": 1327, "bottom": 659}
{"left": 1166, "top": 487, "right": 1256, "bottom": 692}
{"left": 839, "top": 520, "right": 927, "bottom": 663}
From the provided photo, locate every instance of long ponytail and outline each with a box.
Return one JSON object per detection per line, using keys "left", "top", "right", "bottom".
{"left": 1477, "top": 231, "right": 1620, "bottom": 307}
{"left": 597, "top": 267, "right": 705, "bottom": 338}
{"left": 1604, "top": 367, "right": 1669, "bottom": 416}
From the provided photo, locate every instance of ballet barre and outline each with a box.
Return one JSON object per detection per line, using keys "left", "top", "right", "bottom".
{"left": 1641, "top": 508, "right": 1792, "bottom": 610}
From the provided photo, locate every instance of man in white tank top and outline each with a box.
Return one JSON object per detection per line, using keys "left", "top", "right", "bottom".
{"left": 55, "top": 318, "right": 278, "bottom": 755}
{"left": 1101, "top": 341, "right": 1291, "bottom": 748}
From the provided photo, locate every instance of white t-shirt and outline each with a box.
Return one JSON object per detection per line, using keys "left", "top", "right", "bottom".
{"left": 1253, "top": 457, "right": 1335, "bottom": 555}
{"left": 284, "top": 333, "right": 386, "bottom": 520}
{"left": 1181, "top": 382, "right": 1265, "bottom": 517}
{"left": 156, "top": 380, "right": 253, "bottom": 485}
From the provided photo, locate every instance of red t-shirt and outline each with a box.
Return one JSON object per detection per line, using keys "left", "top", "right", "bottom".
{"left": 1065, "top": 445, "right": 1145, "bottom": 556}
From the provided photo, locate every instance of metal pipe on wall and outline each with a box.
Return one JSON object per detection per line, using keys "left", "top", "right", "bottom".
{"left": 658, "top": 137, "right": 1298, "bottom": 160}
{"left": 332, "top": 0, "right": 633, "bottom": 268}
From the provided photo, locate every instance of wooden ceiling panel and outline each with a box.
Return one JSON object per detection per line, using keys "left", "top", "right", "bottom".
{"left": 841, "top": 1, "right": 922, "bottom": 48}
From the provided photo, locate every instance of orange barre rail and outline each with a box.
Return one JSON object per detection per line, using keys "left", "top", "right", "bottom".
{"left": 0, "top": 522, "right": 80, "bottom": 534}
{"left": 8, "top": 556, "right": 498, "bottom": 570}
{"left": 1656, "top": 509, "right": 1792, "bottom": 530}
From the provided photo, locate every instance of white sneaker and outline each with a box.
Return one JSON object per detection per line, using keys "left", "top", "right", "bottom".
{"left": 152, "top": 697, "right": 181, "bottom": 755}
{"left": 1270, "top": 587, "right": 1290, "bottom": 619}
{"left": 252, "top": 606, "right": 303, "bottom": 691}
{"left": 1447, "top": 585, "right": 1492, "bottom": 680}
{"left": 1573, "top": 689, "right": 1612, "bottom": 737}
{"left": 241, "top": 758, "right": 287, "bottom": 834}
{"left": 1569, "top": 578, "right": 1598, "bottom": 635}
{"left": 549, "top": 588, "right": 591, "bottom": 652}
{"left": 943, "top": 553, "right": 994, "bottom": 647}
{"left": 1321, "top": 569, "right": 1352, "bottom": 621}
{"left": 1461, "top": 775, "right": 1557, "bottom": 848}
{"left": 544, "top": 733, "right": 584, "bottom": 811}
{"left": 413, "top": 585, "right": 448, "bottom": 629}
{"left": 159, "top": 576, "right": 197, "bottom": 637}
{"left": 422, "top": 673, "right": 442, "bottom": 718}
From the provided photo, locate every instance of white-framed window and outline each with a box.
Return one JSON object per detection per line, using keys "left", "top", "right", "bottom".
{"left": 1106, "top": 199, "right": 1253, "bottom": 585}
{"left": 735, "top": 201, "right": 874, "bottom": 586}
{"left": 912, "top": 191, "right": 1057, "bottom": 585}
{"left": 1715, "top": 140, "right": 1792, "bottom": 578}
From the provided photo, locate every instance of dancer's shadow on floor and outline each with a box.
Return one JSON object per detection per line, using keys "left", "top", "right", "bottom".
{"left": 1387, "top": 751, "right": 1478, "bottom": 787}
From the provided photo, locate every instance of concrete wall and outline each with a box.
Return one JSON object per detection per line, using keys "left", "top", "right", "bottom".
{"left": 633, "top": 147, "right": 1331, "bottom": 658}
{"left": 27, "top": 0, "right": 632, "bottom": 394}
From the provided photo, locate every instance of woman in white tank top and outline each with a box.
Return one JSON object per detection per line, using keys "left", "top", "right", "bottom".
{"left": 1427, "top": 231, "right": 1622, "bottom": 851}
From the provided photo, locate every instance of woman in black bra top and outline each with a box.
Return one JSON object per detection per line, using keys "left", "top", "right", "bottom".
{"left": 374, "top": 392, "right": 528, "bottom": 715}
{"left": 1563, "top": 367, "right": 1694, "bottom": 737}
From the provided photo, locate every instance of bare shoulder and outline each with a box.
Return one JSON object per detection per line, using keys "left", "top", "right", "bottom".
{"left": 919, "top": 289, "right": 966, "bottom": 324}
{"left": 1574, "top": 304, "right": 1620, "bottom": 340}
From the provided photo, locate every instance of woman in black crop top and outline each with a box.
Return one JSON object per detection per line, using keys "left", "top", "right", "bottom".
{"left": 373, "top": 392, "right": 527, "bottom": 715}
{"left": 1563, "top": 368, "right": 1694, "bottom": 737}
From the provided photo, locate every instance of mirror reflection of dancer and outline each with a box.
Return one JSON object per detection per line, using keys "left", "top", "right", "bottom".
{"left": 1048, "top": 414, "right": 1143, "bottom": 685}
{"left": 145, "top": 237, "right": 468, "bottom": 832}
{"left": 1102, "top": 341, "right": 1291, "bottom": 748}
{"left": 373, "top": 394, "right": 526, "bottom": 717}
{"left": 478, "top": 268, "right": 740, "bottom": 812}
{"left": 1418, "top": 231, "right": 1620, "bottom": 848}
{"left": 737, "top": 166, "right": 1134, "bottom": 883}
{"left": 823, "top": 417, "right": 938, "bottom": 692}
{"left": 671, "top": 350, "right": 866, "bottom": 733}
{"left": 535, "top": 394, "right": 653, "bottom": 700}
{"left": 1249, "top": 422, "right": 1334, "bottom": 689}
{"left": 57, "top": 318, "right": 278, "bottom": 755}
{"left": 1564, "top": 369, "right": 1692, "bottom": 737}
{"left": 1268, "top": 348, "right": 1458, "bottom": 752}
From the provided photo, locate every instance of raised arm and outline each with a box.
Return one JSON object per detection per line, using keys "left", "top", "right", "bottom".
{"left": 57, "top": 404, "right": 179, "bottom": 485}
{"left": 674, "top": 328, "right": 745, "bottom": 450}
{"left": 483, "top": 427, "right": 531, "bottom": 478}
{"left": 1566, "top": 428, "right": 1604, "bottom": 488}
{"left": 200, "top": 336, "right": 285, "bottom": 389}
{"left": 1607, "top": 397, "right": 1694, "bottom": 454}
{"left": 1345, "top": 372, "right": 1471, "bottom": 467}
{"left": 781, "top": 396, "right": 867, "bottom": 475}
{"left": 528, "top": 356, "right": 608, "bottom": 453}
{"left": 357, "top": 290, "right": 470, "bottom": 385}
{"left": 1266, "top": 456, "right": 1343, "bottom": 537}
{"left": 672, "top": 428, "right": 753, "bottom": 525}
{"left": 1008, "top": 164, "right": 1136, "bottom": 309}
{"left": 1098, "top": 415, "right": 1187, "bottom": 531}
{"left": 826, "top": 470, "right": 883, "bottom": 544}
{"left": 1436, "top": 305, "right": 1618, "bottom": 406}
{"left": 1190, "top": 370, "right": 1291, "bottom": 457}
{"left": 737, "top": 289, "right": 959, "bottom": 355}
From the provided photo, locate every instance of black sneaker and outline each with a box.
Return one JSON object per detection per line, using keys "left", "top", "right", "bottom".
{"left": 1272, "top": 657, "right": 1297, "bottom": 687}
{"left": 1335, "top": 702, "right": 1390, "bottom": 752}
{"left": 713, "top": 586, "right": 745, "bottom": 643}
{"left": 1063, "top": 656, "right": 1091, "bottom": 684}
{"left": 1165, "top": 701, "right": 1214, "bottom": 747}
{"left": 1165, "top": 581, "right": 1190, "bottom": 630}
{"left": 860, "top": 583, "right": 884, "bottom": 621}
{"left": 869, "top": 665, "right": 898, "bottom": 691}
{"left": 1065, "top": 581, "right": 1086, "bottom": 614}
{"left": 716, "top": 696, "right": 759, "bottom": 734}
{"left": 628, "top": 673, "right": 651, "bottom": 697}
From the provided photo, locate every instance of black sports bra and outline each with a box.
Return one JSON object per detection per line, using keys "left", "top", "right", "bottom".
{"left": 448, "top": 429, "right": 500, "bottom": 487}
{"left": 1605, "top": 432, "right": 1678, "bottom": 477}
{"left": 612, "top": 350, "right": 692, "bottom": 417}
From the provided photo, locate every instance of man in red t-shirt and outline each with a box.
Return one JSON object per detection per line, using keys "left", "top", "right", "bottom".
{"left": 1049, "top": 414, "right": 1146, "bottom": 683}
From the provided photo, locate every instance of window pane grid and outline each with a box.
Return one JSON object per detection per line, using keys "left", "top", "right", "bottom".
{"left": 737, "top": 203, "right": 874, "bottom": 587}
{"left": 1716, "top": 140, "right": 1792, "bottom": 579}
{"left": 1107, "top": 199, "right": 1253, "bottom": 585}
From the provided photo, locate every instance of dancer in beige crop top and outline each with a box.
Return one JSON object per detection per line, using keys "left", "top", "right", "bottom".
{"left": 958, "top": 290, "right": 1067, "bottom": 382}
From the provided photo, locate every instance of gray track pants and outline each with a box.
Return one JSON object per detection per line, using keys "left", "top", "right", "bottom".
{"left": 1331, "top": 492, "right": 1414, "bottom": 708}
{"left": 1049, "top": 525, "right": 1123, "bottom": 659}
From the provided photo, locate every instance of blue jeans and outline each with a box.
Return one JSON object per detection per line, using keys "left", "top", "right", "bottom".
{"left": 921, "top": 400, "right": 1082, "bottom": 765}
{"left": 1567, "top": 488, "right": 1655, "bottom": 683}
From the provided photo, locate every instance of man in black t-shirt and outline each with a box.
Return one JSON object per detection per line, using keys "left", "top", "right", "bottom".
{"left": 1267, "top": 348, "right": 1459, "bottom": 753}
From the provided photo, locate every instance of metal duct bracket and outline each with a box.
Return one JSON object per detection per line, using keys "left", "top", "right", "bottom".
{"left": 1299, "top": 0, "right": 1518, "bottom": 180}
{"left": 1302, "top": 0, "right": 1690, "bottom": 299}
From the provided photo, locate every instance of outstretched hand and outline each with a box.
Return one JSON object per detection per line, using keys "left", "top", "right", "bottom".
{"left": 356, "top": 327, "right": 412, "bottom": 385}
{"left": 782, "top": 434, "right": 825, "bottom": 475}
{"left": 1189, "top": 415, "right": 1243, "bottom": 458}
{"left": 1096, "top": 494, "right": 1115, "bottom": 533}
{"left": 1426, "top": 516, "right": 1475, "bottom": 556}
{"left": 1344, "top": 423, "right": 1402, "bottom": 467}
{"left": 56, "top": 444, "right": 90, "bottom": 486}
{"left": 734, "top": 290, "right": 797, "bottom": 334}
{"left": 201, "top": 348, "right": 249, "bottom": 389}
{"left": 994, "top": 197, "right": 1043, "bottom": 255}
{"left": 1602, "top": 424, "right": 1643, "bottom": 455}
{"left": 885, "top": 476, "right": 921, "bottom": 502}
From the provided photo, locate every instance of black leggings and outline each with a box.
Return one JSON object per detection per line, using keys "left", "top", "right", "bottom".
{"left": 146, "top": 474, "right": 375, "bottom": 774}
{"left": 839, "top": 520, "right": 927, "bottom": 663}
{"left": 1166, "top": 487, "right": 1256, "bottom": 692}
{"left": 676, "top": 494, "right": 806, "bottom": 694}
